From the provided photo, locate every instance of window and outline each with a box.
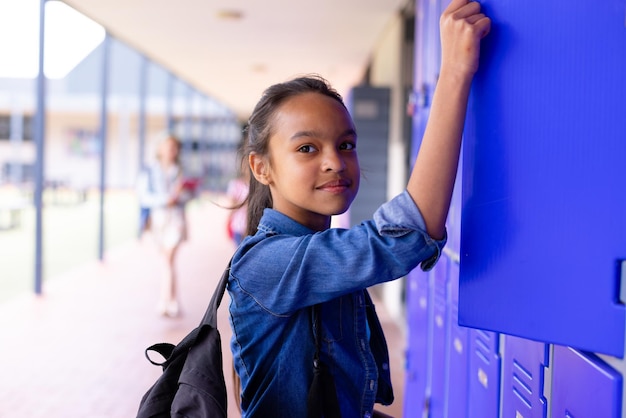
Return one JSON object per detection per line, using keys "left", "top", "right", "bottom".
{"left": 0, "top": 115, "right": 34, "bottom": 141}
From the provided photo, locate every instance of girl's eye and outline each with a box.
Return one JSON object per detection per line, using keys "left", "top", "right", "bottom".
{"left": 297, "top": 144, "right": 317, "bottom": 153}
{"left": 340, "top": 141, "right": 356, "bottom": 151}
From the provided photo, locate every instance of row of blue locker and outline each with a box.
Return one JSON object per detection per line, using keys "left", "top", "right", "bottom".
{"left": 402, "top": 253, "right": 623, "bottom": 417}
{"left": 411, "top": 0, "right": 626, "bottom": 360}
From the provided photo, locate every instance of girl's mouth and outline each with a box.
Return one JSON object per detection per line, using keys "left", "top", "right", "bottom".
{"left": 317, "top": 179, "right": 351, "bottom": 193}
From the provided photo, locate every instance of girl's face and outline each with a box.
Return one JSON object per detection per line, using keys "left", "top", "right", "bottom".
{"left": 159, "top": 138, "right": 179, "bottom": 165}
{"left": 251, "top": 92, "right": 360, "bottom": 231}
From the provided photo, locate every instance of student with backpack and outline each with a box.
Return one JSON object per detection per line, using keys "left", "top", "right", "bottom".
{"left": 136, "top": 134, "right": 195, "bottom": 318}
{"left": 226, "top": 0, "right": 491, "bottom": 416}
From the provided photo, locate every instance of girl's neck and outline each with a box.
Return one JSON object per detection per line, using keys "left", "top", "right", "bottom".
{"left": 160, "top": 160, "right": 176, "bottom": 170}
{"left": 302, "top": 214, "right": 331, "bottom": 232}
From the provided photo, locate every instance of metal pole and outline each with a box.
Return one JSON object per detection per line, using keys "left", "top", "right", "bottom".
{"left": 33, "top": 0, "right": 47, "bottom": 295}
{"left": 199, "top": 96, "right": 210, "bottom": 188}
{"left": 166, "top": 73, "right": 174, "bottom": 133}
{"left": 138, "top": 55, "right": 148, "bottom": 170}
{"left": 201, "top": 96, "right": 209, "bottom": 149}
{"left": 184, "top": 85, "right": 193, "bottom": 167}
{"left": 97, "top": 33, "right": 111, "bottom": 261}
{"left": 9, "top": 103, "right": 24, "bottom": 184}
{"left": 186, "top": 85, "right": 193, "bottom": 143}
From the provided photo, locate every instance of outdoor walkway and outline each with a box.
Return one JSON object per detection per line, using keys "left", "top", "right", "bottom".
{"left": 0, "top": 198, "right": 406, "bottom": 417}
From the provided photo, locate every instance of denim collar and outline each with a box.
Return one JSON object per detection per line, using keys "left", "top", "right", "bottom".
{"left": 257, "top": 208, "right": 316, "bottom": 237}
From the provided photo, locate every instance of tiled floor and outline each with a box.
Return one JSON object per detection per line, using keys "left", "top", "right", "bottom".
{"left": 0, "top": 201, "right": 406, "bottom": 417}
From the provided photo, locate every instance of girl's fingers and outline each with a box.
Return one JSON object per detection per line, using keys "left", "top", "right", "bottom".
{"left": 455, "top": 1, "right": 482, "bottom": 19}
{"left": 465, "top": 13, "right": 484, "bottom": 24}
{"left": 444, "top": 1, "right": 490, "bottom": 38}
{"left": 439, "top": 0, "right": 491, "bottom": 75}
{"left": 445, "top": 0, "right": 480, "bottom": 19}
{"left": 444, "top": 0, "right": 470, "bottom": 14}
{"left": 474, "top": 16, "right": 491, "bottom": 38}
{"left": 446, "top": 0, "right": 489, "bottom": 34}
{"left": 463, "top": 11, "right": 491, "bottom": 39}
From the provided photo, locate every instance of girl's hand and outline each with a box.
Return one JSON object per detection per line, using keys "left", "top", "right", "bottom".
{"left": 440, "top": 0, "right": 491, "bottom": 78}
{"left": 167, "top": 181, "right": 184, "bottom": 206}
{"left": 407, "top": 0, "right": 490, "bottom": 239}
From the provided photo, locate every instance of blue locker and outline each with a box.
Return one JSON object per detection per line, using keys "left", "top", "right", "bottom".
{"left": 430, "top": 256, "right": 450, "bottom": 417}
{"left": 502, "top": 336, "right": 548, "bottom": 418}
{"left": 404, "top": 269, "right": 431, "bottom": 417}
{"left": 446, "top": 154, "right": 463, "bottom": 256}
{"left": 445, "top": 261, "right": 469, "bottom": 418}
{"left": 551, "top": 346, "right": 622, "bottom": 417}
{"left": 467, "top": 329, "right": 500, "bottom": 418}
{"left": 458, "top": 0, "right": 626, "bottom": 357}
{"left": 410, "top": 0, "right": 440, "bottom": 164}
{"left": 405, "top": 1, "right": 443, "bottom": 416}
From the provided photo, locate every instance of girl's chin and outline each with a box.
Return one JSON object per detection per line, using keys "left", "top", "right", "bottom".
{"left": 331, "top": 207, "right": 350, "bottom": 216}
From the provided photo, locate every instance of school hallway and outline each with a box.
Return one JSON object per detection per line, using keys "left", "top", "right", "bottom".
{"left": 0, "top": 197, "right": 406, "bottom": 418}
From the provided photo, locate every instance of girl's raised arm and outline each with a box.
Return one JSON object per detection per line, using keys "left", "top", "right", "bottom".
{"left": 407, "top": 0, "right": 490, "bottom": 239}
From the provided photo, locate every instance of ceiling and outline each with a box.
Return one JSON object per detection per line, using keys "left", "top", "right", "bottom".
{"left": 61, "top": 0, "right": 407, "bottom": 120}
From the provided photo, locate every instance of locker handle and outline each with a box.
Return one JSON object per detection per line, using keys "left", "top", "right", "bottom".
{"left": 619, "top": 260, "right": 626, "bottom": 305}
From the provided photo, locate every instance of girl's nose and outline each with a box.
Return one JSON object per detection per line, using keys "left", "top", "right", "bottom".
{"left": 322, "top": 150, "right": 346, "bottom": 172}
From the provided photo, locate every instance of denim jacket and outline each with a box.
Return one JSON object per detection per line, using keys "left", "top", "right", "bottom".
{"left": 227, "top": 191, "right": 446, "bottom": 417}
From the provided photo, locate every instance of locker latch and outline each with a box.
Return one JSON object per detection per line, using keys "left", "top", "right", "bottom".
{"left": 619, "top": 260, "right": 626, "bottom": 305}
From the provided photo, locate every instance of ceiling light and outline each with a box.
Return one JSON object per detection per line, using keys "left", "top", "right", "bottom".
{"left": 251, "top": 64, "right": 267, "bottom": 73}
{"left": 216, "top": 9, "right": 244, "bottom": 21}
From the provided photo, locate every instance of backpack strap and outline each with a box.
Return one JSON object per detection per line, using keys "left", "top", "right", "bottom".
{"left": 201, "top": 258, "right": 232, "bottom": 328}
{"left": 144, "top": 342, "right": 176, "bottom": 366}
{"left": 307, "top": 304, "right": 342, "bottom": 418}
{"left": 144, "top": 259, "right": 232, "bottom": 369}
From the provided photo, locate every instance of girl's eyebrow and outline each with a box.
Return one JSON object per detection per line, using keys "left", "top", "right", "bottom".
{"left": 290, "top": 130, "right": 318, "bottom": 140}
{"left": 290, "top": 128, "right": 357, "bottom": 141}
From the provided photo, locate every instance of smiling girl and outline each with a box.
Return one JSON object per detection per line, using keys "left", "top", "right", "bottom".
{"left": 226, "top": 0, "right": 490, "bottom": 416}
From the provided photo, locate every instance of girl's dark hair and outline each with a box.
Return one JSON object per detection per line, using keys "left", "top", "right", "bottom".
{"left": 241, "top": 75, "right": 347, "bottom": 236}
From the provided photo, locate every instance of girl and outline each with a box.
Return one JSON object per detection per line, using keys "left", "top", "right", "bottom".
{"left": 137, "top": 134, "right": 193, "bottom": 317}
{"left": 227, "top": 0, "right": 490, "bottom": 416}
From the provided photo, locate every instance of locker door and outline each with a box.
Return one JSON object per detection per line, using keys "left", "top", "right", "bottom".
{"left": 404, "top": 269, "right": 430, "bottom": 417}
{"left": 502, "top": 336, "right": 548, "bottom": 418}
{"left": 405, "top": 1, "right": 441, "bottom": 414}
{"left": 446, "top": 152, "right": 463, "bottom": 256}
{"left": 458, "top": 0, "right": 626, "bottom": 357}
{"left": 551, "top": 346, "right": 622, "bottom": 417}
{"left": 467, "top": 329, "right": 500, "bottom": 418}
{"left": 430, "top": 256, "right": 449, "bottom": 417}
{"left": 445, "top": 262, "right": 469, "bottom": 418}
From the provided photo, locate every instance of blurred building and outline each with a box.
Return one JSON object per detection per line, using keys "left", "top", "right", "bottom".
{"left": 0, "top": 31, "right": 241, "bottom": 192}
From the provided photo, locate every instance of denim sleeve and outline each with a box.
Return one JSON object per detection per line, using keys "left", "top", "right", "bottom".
{"left": 231, "top": 190, "right": 448, "bottom": 314}
{"left": 373, "top": 190, "right": 446, "bottom": 271}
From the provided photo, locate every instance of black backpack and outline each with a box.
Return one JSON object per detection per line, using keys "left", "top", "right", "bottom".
{"left": 136, "top": 258, "right": 343, "bottom": 418}
{"left": 136, "top": 261, "right": 231, "bottom": 418}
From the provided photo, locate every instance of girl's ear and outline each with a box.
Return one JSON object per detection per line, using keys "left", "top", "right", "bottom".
{"left": 249, "top": 153, "right": 271, "bottom": 185}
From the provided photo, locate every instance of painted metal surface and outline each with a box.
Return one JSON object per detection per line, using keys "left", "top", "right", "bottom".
{"left": 430, "top": 256, "right": 449, "bottom": 417}
{"left": 467, "top": 328, "right": 500, "bottom": 418}
{"left": 33, "top": 0, "right": 47, "bottom": 294}
{"left": 551, "top": 346, "right": 622, "bottom": 417}
{"left": 403, "top": 269, "right": 430, "bottom": 417}
{"left": 97, "top": 33, "right": 110, "bottom": 261}
{"left": 459, "top": 0, "right": 626, "bottom": 357}
{"left": 502, "top": 336, "right": 548, "bottom": 418}
{"left": 445, "top": 262, "right": 469, "bottom": 418}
